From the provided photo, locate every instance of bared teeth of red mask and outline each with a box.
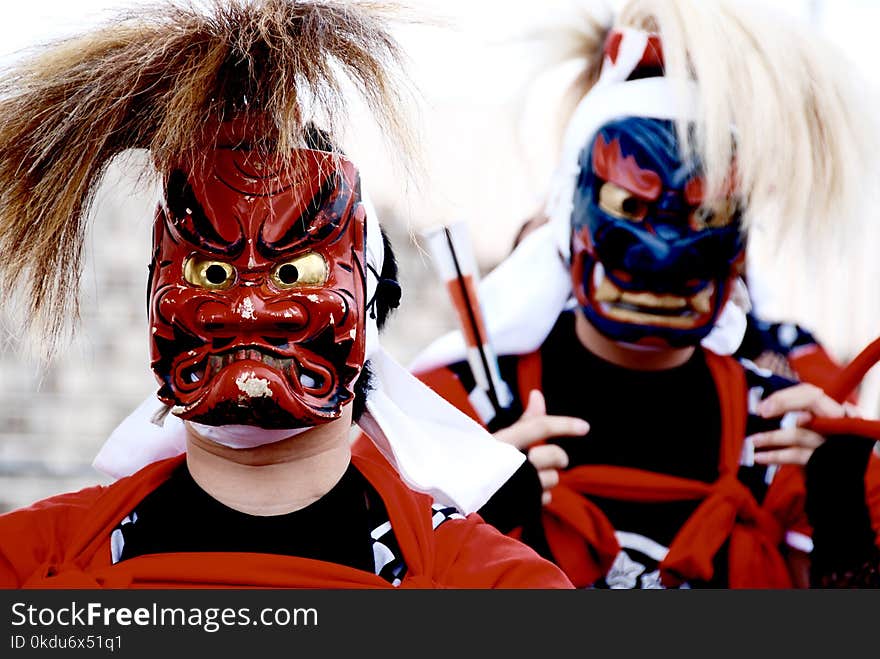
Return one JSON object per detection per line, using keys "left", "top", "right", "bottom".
{"left": 235, "top": 349, "right": 247, "bottom": 362}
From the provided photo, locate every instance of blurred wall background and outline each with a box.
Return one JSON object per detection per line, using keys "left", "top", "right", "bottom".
{"left": 2, "top": 0, "right": 880, "bottom": 511}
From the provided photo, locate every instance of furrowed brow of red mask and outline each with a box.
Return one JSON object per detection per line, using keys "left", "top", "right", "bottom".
{"left": 259, "top": 169, "right": 339, "bottom": 249}
{"left": 592, "top": 135, "right": 662, "bottom": 201}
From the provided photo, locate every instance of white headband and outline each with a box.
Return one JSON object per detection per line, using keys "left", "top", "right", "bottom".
{"left": 93, "top": 191, "right": 525, "bottom": 515}
{"left": 409, "top": 29, "right": 748, "bottom": 375}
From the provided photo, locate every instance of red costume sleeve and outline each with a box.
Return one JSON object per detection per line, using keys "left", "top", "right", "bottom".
{"left": 763, "top": 465, "right": 811, "bottom": 541}
{"left": 0, "top": 449, "right": 572, "bottom": 589}
{"left": 0, "top": 486, "right": 106, "bottom": 587}
{"left": 350, "top": 434, "right": 570, "bottom": 587}
{"left": 430, "top": 514, "right": 573, "bottom": 589}
{"left": 788, "top": 344, "right": 858, "bottom": 404}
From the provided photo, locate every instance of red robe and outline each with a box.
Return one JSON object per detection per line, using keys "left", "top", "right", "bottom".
{"left": 419, "top": 348, "right": 880, "bottom": 588}
{"left": 0, "top": 444, "right": 572, "bottom": 589}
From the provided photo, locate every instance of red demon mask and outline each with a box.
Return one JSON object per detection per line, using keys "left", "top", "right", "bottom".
{"left": 148, "top": 147, "right": 367, "bottom": 429}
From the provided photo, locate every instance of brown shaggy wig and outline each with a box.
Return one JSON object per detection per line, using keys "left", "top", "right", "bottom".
{"left": 0, "top": 0, "right": 414, "bottom": 355}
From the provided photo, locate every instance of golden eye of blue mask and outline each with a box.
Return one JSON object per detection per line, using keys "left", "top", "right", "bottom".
{"left": 598, "top": 182, "right": 648, "bottom": 222}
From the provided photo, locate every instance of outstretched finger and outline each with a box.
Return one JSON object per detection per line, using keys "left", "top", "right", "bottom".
{"left": 522, "top": 389, "right": 547, "bottom": 419}
{"left": 757, "top": 383, "right": 845, "bottom": 419}
{"left": 749, "top": 427, "right": 825, "bottom": 451}
{"left": 495, "top": 415, "right": 589, "bottom": 450}
{"left": 753, "top": 446, "right": 814, "bottom": 466}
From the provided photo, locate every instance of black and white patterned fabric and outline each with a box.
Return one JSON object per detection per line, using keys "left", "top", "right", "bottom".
{"left": 369, "top": 502, "right": 464, "bottom": 586}
{"left": 109, "top": 464, "right": 466, "bottom": 587}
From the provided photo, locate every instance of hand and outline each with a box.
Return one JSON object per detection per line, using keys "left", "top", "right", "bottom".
{"left": 494, "top": 389, "right": 589, "bottom": 504}
{"left": 749, "top": 383, "right": 847, "bottom": 466}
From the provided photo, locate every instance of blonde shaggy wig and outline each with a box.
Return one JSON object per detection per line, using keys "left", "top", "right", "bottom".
{"left": 531, "top": 0, "right": 878, "bottom": 242}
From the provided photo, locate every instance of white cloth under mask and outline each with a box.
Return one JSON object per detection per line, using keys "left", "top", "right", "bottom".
{"left": 90, "top": 401, "right": 309, "bottom": 467}
{"left": 188, "top": 422, "right": 309, "bottom": 449}
{"left": 93, "top": 194, "right": 525, "bottom": 515}
{"left": 409, "top": 28, "right": 748, "bottom": 375}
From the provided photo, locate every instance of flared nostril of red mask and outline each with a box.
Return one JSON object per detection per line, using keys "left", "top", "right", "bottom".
{"left": 195, "top": 295, "right": 307, "bottom": 334}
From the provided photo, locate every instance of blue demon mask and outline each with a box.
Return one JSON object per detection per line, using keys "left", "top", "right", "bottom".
{"left": 570, "top": 117, "right": 745, "bottom": 348}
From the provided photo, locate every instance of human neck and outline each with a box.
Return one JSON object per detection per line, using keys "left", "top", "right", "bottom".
{"left": 185, "top": 407, "right": 353, "bottom": 516}
{"left": 574, "top": 310, "right": 696, "bottom": 371}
